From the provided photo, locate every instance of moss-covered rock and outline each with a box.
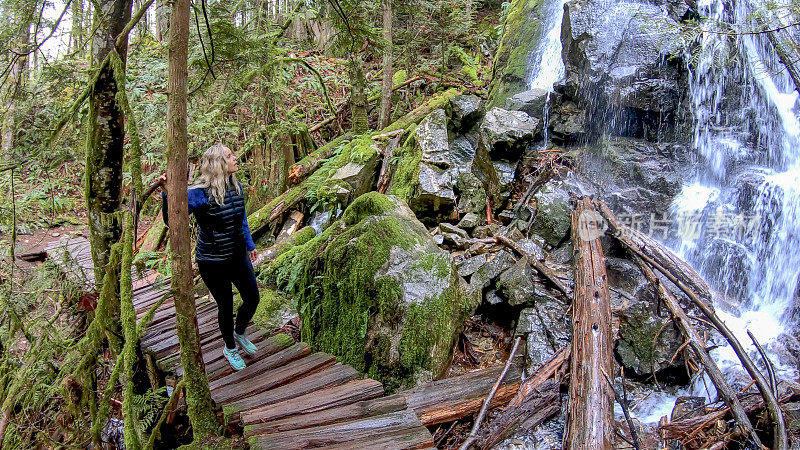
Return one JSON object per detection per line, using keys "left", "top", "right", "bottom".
{"left": 265, "top": 192, "right": 478, "bottom": 391}
{"left": 487, "top": 0, "right": 545, "bottom": 108}
{"left": 251, "top": 288, "right": 296, "bottom": 332}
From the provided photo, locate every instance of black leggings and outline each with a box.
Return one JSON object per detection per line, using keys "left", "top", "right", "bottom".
{"left": 197, "top": 255, "right": 260, "bottom": 349}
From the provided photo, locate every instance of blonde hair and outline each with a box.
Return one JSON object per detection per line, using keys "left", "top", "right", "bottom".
{"left": 191, "top": 143, "right": 241, "bottom": 205}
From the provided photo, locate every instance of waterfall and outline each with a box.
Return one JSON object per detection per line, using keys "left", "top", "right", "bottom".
{"left": 527, "top": 0, "right": 567, "bottom": 91}
{"left": 672, "top": 0, "right": 800, "bottom": 389}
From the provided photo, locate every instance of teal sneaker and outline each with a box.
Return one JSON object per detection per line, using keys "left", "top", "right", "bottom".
{"left": 234, "top": 332, "right": 258, "bottom": 355}
{"left": 223, "top": 346, "right": 246, "bottom": 371}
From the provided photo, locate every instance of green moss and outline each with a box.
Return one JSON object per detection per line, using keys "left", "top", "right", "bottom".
{"left": 392, "top": 69, "right": 407, "bottom": 85}
{"left": 384, "top": 88, "right": 460, "bottom": 133}
{"left": 264, "top": 193, "right": 476, "bottom": 389}
{"left": 387, "top": 126, "right": 422, "bottom": 201}
{"left": 251, "top": 289, "right": 295, "bottom": 331}
{"left": 488, "top": 0, "right": 545, "bottom": 107}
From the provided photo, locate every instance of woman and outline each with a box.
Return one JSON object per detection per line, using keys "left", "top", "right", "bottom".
{"left": 162, "top": 143, "right": 259, "bottom": 371}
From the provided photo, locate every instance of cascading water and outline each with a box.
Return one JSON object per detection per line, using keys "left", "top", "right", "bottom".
{"left": 526, "top": 0, "right": 567, "bottom": 91}
{"left": 672, "top": 0, "right": 800, "bottom": 398}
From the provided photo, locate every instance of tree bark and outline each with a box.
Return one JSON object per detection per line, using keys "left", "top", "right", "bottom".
{"left": 567, "top": 197, "right": 614, "bottom": 449}
{"left": 166, "top": 0, "right": 219, "bottom": 438}
{"left": 86, "top": 0, "right": 132, "bottom": 285}
{"left": 378, "top": 0, "right": 393, "bottom": 129}
{"left": 155, "top": 0, "right": 170, "bottom": 42}
{"left": 71, "top": 0, "right": 84, "bottom": 53}
{"left": 349, "top": 53, "right": 368, "bottom": 134}
{"left": 1, "top": 7, "right": 32, "bottom": 161}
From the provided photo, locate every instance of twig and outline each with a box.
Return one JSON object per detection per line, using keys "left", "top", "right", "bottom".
{"left": 748, "top": 329, "right": 786, "bottom": 449}
{"left": 458, "top": 336, "right": 522, "bottom": 450}
{"left": 601, "top": 368, "right": 641, "bottom": 450}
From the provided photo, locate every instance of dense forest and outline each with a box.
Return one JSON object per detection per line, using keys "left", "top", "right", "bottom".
{"left": 2, "top": 0, "right": 800, "bottom": 448}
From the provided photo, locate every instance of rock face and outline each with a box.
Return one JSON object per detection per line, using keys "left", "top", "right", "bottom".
{"left": 488, "top": 0, "right": 547, "bottom": 107}
{"left": 480, "top": 107, "right": 542, "bottom": 160}
{"left": 559, "top": 0, "right": 685, "bottom": 139}
{"left": 265, "top": 193, "right": 478, "bottom": 390}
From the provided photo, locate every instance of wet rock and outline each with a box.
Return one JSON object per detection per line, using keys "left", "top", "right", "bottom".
{"left": 560, "top": 0, "right": 684, "bottom": 138}
{"left": 571, "top": 138, "right": 691, "bottom": 216}
{"left": 449, "top": 94, "right": 483, "bottom": 132}
{"left": 497, "top": 257, "right": 537, "bottom": 306}
{"left": 616, "top": 299, "right": 684, "bottom": 377}
{"left": 531, "top": 180, "right": 572, "bottom": 247}
{"left": 265, "top": 193, "right": 478, "bottom": 389}
{"left": 517, "top": 299, "right": 571, "bottom": 369}
{"left": 470, "top": 250, "right": 516, "bottom": 294}
{"left": 456, "top": 253, "right": 487, "bottom": 278}
{"left": 549, "top": 99, "right": 587, "bottom": 144}
{"left": 697, "top": 237, "right": 752, "bottom": 303}
{"left": 487, "top": 0, "right": 548, "bottom": 107}
{"left": 457, "top": 212, "right": 482, "bottom": 230}
{"left": 606, "top": 257, "right": 650, "bottom": 309}
{"left": 480, "top": 108, "right": 541, "bottom": 160}
{"left": 505, "top": 88, "right": 553, "bottom": 119}
{"left": 440, "top": 222, "right": 469, "bottom": 240}
{"left": 783, "top": 402, "right": 800, "bottom": 434}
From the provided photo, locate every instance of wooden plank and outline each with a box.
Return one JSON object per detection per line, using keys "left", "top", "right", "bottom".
{"left": 317, "top": 423, "right": 434, "bottom": 450}
{"left": 212, "top": 352, "right": 335, "bottom": 404}
{"left": 248, "top": 409, "right": 432, "bottom": 450}
{"left": 208, "top": 342, "right": 311, "bottom": 392}
{"left": 243, "top": 390, "right": 403, "bottom": 436}
{"left": 401, "top": 361, "right": 523, "bottom": 426}
{"left": 225, "top": 363, "right": 359, "bottom": 422}
{"left": 202, "top": 333, "right": 293, "bottom": 381}
{"left": 242, "top": 378, "right": 384, "bottom": 427}
{"left": 168, "top": 329, "right": 278, "bottom": 377}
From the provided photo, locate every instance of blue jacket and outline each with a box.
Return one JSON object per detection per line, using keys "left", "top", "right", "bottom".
{"left": 162, "top": 180, "right": 256, "bottom": 262}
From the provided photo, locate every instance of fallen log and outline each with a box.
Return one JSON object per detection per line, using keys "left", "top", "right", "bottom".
{"left": 287, "top": 134, "right": 352, "bottom": 186}
{"left": 376, "top": 131, "right": 404, "bottom": 194}
{"left": 494, "top": 235, "right": 571, "bottom": 298}
{"left": 139, "top": 212, "right": 167, "bottom": 252}
{"left": 476, "top": 379, "right": 560, "bottom": 450}
{"left": 249, "top": 88, "right": 460, "bottom": 237}
{"left": 600, "top": 201, "right": 783, "bottom": 449}
{"left": 401, "top": 359, "right": 523, "bottom": 427}
{"left": 567, "top": 197, "right": 614, "bottom": 449}
{"left": 459, "top": 337, "right": 522, "bottom": 450}
{"left": 633, "top": 256, "right": 761, "bottom": 446}
{"left": 594, "top": 200, "right": 711, "bottom": 301}
{"left": 508, "top": 346, "right": 569, "bottom": 407}
{"left": 253, "top": 211, "right": 305, "bottom": 268}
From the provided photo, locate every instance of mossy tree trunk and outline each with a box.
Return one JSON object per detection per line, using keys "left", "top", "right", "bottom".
{"left": 378, "top": 0, "right": 393, "bottom": 129}
{"left": 349, "top": 53, "right": 368, "bottom": 134}
{"left": 1, "top": 3, "right": 33, "bottom": 161}
{"left": 85, "top": 0, "right": 133, "bottom": 341}
{"left": 70, "top": 0, "right": 85, "bottom": 54}
{"left": 166, "top": 0, "right": 219, "bottom": 438}
{"left": 155, "top": 0, "right": 170, "bottom": 42}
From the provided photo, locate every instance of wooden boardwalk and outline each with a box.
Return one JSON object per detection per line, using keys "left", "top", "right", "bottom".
{"left": 45, "top": 235, "right": 435, "bottom": 449}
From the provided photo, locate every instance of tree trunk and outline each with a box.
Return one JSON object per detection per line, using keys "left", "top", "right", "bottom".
{"left": 166, "top": 0, "right": 219, "bottom": 438}
{"left": 85, "top": 0, "right": 133, "bottom": 342}
{"left": 71, "top": 0, "right": 85, "bottom": 53}
{"left": 378, "top": 0, "right": 393, "bottom": 129}
{"left": 1, "top": 9, "right": 31, "bottom": 160}
{"left": 155, "top": 0, "right": 170, "bottom": 42}
{"left": 567, "top": 197, "right": 614, "bottom": 449}
{"left": 349, "top": 53, "right": 368, "bottom": 134}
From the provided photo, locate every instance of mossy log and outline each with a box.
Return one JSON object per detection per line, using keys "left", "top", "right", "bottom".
{"left": 248, "top": 88, "right": 460, "bottom": 238}
{"left": 139, "top": 212, "right": 167, "bottom": 252}
{"left": 567, "top": 197, "right": 614, "bottom": 450}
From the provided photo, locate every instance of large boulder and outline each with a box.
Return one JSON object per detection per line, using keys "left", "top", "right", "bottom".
{"left": 480, "top": 107, "right": 542, "bottom": 160}
{"left": 265, "top": 193, "right": 478, "bottom": 390}
{"left": 390, "top": 108, "right": 503, "bottom": 221}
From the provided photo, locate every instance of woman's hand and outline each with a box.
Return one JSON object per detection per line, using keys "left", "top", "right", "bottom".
{"left": 249, "top": 249, "right": 258, "bottom": 263}
{"left": 159, "top": 173, "right": 168, "bottom": 194}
